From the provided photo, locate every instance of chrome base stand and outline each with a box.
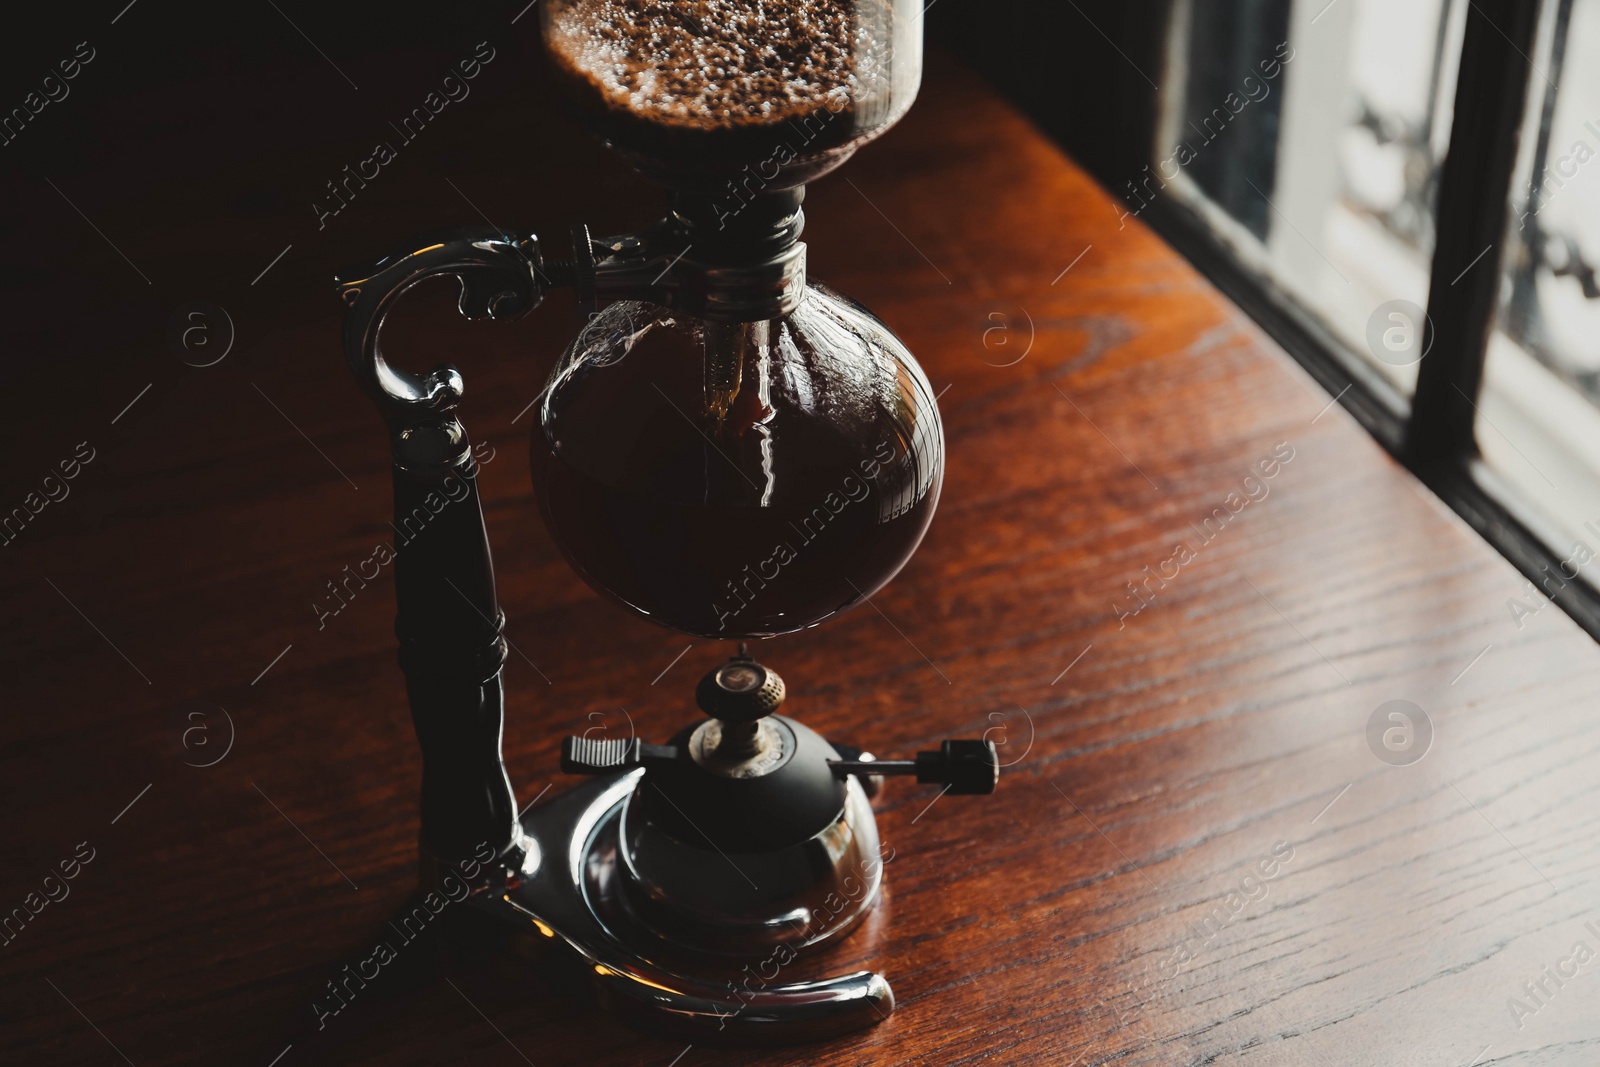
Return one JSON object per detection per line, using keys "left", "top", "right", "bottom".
{"left": 461, "top": 772, "right": 894, "bottom": 1042}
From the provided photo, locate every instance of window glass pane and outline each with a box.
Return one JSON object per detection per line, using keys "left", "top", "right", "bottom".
{"left": 1156, "top": 0, "right": 1466, "bottom": 397}
{"left": 1479, "top": 0, "right": 1600, "bottom": 562}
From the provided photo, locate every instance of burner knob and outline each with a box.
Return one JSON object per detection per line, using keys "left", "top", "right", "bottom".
{"left": 696, "top": 656, "right": 785, "bottom": 723}
{"left": 916, "top": 740, "right": 999, "bottom": 795}
{"left": 830, "top": 740, "right": 1000, "bottom": 796}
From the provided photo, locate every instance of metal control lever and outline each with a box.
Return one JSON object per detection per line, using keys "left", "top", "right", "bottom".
{"left": 560, "top": 736, "right": 677, "bottom": 774}
{"left": 830, "top": 739, "right": 1000, "bottom": 795}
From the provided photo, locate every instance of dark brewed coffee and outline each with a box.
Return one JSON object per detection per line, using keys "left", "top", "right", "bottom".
{"left": 530, "top": 298, "right": 938, "bottom": 638}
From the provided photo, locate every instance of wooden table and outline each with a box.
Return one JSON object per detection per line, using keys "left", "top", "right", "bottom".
{"left": 4, "top": 31, "right": 1598, "bottom": 1067}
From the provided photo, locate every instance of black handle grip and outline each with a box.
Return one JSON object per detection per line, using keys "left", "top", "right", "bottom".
{"left": 392, "top": 426, "right": 516, "bottom": 865}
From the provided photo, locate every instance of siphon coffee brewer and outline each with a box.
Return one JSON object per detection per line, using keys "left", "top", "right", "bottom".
{"left": 333, "top": 0, "right": 997, "bottom": 1040}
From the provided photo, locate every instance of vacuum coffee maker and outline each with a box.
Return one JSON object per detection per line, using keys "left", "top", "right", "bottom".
{"left": 334, "top": 0, "right": 997, "bottom": 1040}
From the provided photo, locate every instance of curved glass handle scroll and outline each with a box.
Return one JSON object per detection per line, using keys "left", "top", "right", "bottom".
{"left": 334, "top": 228, "right": 555, "bottom": 426}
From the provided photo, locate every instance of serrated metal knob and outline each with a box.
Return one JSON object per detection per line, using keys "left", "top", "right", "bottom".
{"left": 560, "top": 737, "right": 677, "bottom": 775}
{"left": 696, "top": 657, "right": 786, "bottom": 723}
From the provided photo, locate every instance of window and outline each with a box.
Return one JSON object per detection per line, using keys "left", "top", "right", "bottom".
{"left": 1152, "top": 0, "right": 1600, "bottom": 634}
{"left": 1159, "top": 0, "right": 1465, "bottom": 401}
{"left": 1479, "top": 0, "right": 1600, "bottom": 580}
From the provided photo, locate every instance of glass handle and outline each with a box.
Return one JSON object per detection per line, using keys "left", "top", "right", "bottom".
{"left": 335, "top": 227, "right": 558, "bottom": 428}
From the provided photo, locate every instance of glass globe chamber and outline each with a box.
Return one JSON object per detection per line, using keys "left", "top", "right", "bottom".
{"left": 531, "top": 283, "right": 943, "bottom": 639}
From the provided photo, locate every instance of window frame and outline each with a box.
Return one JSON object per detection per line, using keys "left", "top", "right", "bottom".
{"left": 1141, "top": 0, "right": 1600, "bottom": 637}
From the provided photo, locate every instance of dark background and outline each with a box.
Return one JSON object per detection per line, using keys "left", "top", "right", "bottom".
{"left": 0, "top": 0, "right": 1164, "bottom": 454}
{"left": 0, "top": 0, "right": 1166, "bottom": 1056}
{"left": 0, "top": 0, "right": 1170, "bottom": 539}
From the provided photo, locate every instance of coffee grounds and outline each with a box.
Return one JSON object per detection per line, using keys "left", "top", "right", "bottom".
{"left": 544, "top": 0, "right": 890, "bottom": 132}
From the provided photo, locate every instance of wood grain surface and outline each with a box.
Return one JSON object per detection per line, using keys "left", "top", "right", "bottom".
{"left": 3, "top": 25, "right": 1598, "bottom": 1067}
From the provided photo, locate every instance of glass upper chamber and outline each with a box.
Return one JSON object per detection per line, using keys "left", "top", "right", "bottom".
{"left": 532, "top": 0, "right": 936, "bottom": 638}
{"left": 540, "top": 0, "right": 924, "bottom": 189}
{"left": 531, "top": 285, "right": 943, "bottom": 639}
